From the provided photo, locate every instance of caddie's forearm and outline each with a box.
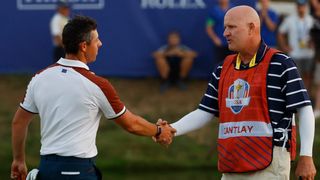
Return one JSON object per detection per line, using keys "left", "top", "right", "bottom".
{"left": 297, "top": 105, "right": 315, "bottom": 157}
{"left": 171, "top": 109, "right": 214, "bottom": 136}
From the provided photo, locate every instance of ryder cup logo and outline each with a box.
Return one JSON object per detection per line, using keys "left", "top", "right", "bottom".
{"left": 226, "top": 79, "right": 250, "bottom": 114}
{"left": 17, "top": 0, "right": 105, "bottom": 10}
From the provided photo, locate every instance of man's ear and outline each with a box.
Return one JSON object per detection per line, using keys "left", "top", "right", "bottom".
{"left": 79, "top": 41, "right": 87, "bottom": 52}
{"left": 248, "top": 22, "right": 255, "bottom": 35}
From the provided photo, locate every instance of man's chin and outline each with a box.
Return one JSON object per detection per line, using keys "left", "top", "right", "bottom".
{"left": 228, "top": 45, "right": 234, "bottom": 51}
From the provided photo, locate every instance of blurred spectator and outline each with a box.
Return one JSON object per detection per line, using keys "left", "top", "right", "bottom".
{"left": 278, "top": 0, "right": 314, "bottom": 90}
{"left": 314, "top": 64, "right": 320, "bottom": 119}
{"left": 206, "top": 0, "right": 233, "bottom": 65}
{"left": 310, "top": 0, "right": 320, "bottom": 118}
{"left": 231, "top": 0, "right": 257, "bottom": 7}
{"left": 153, "top": 31, "right": 197, "bottom": 93}
{"left": 258, "top": 0, "right": 279, "bottom": 47}
{"left": 50, "top": 1, "right": 70, "bottom": 62}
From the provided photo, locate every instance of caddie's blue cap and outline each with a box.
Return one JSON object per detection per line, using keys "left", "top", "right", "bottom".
{"left": 296, "top": 0, "right": 308, "bottom": 5}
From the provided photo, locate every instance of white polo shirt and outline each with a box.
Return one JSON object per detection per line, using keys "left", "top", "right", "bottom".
{"left": 278, "top": 14, "right": 314, "bottom": 60}
{"left": 20, "top": 58, "right": 126, "bottom": 158}
{"left": 50, "top": 13, "right": 69, "bottom": 45}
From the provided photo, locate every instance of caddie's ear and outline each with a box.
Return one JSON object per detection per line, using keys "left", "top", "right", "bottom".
{"left": 248, "top": 22, "right": 255, "bottom": 35}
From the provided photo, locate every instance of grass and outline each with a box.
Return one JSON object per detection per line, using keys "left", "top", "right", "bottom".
{"left": 0, "top": 74, "right": 319, "bottom": 179}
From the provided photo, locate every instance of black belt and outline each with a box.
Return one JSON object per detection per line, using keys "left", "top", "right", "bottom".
{"left": 41, "top": 154, "right": 96, "bottom": 163}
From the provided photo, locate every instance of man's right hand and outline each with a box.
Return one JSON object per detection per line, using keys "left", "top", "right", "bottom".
{"left": 153, "top": 119, "right": 176, "bottom": 146}
{"left": 11, "top": 159, "right": 27, "bottom": 180}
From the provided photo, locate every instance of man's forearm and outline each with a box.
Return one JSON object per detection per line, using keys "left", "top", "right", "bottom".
{"left": 128, "top": 114, "right": 158, "bottom": 136}
{"left": 115, "top": 111, "right": 157, "bottom": 136}
{"left": 264, "top": 16, "right": 277, "bottom": 31}
{"left": 12, "top": 108, "right": 33, "bottom": 161}
{"left": 12, "top": 124, "right": 28, "bottom": 161}
{"left": 206, "top": 26, "right": 219, "bottom": 42}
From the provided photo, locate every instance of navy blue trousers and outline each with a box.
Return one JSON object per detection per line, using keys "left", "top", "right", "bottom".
{"left": 37, "top": 155, "right": 102, "bottom": 180}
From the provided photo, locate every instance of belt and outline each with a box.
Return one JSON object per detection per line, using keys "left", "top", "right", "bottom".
{"left": 41, "top": 154, "right": 96, "bottom": 163}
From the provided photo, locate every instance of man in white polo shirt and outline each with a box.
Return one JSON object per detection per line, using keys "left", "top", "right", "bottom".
{"left": 11, "top": 15, "right": 176, "bottom": 180}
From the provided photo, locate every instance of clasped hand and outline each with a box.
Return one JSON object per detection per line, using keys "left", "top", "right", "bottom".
{"left": 153, "top": 119, "right": 176, "bottom": 147}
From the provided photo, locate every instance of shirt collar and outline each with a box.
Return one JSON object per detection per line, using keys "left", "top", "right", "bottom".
{"left": 255, "top": 40, "right": 269, "bottom": 64}
{"left": 57, "top": 58, "right": 90, "bottom": 70}
{"left": 233, "top": 40, "right": 269, "bottom": 70}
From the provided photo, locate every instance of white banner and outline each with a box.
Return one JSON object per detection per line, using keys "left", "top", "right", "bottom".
{"left": 218, "top": 121, "right": 273, "bottom": 139}
{"left": 17, "top": 0, "right": 105, "bottom": 10}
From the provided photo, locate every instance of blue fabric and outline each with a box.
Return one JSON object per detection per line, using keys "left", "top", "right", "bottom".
{"left": 231, "top": 0, "right": 257, "bottom": 7}
{"left": 259, "top": 9, "right": 279, "bottom": 47}
{"left": 207, "top": 4, "right": 233, "bottom": 46}
{"left": 37, "top": 155, "right": 101, "bottom": 180}
{"left": 199, "top": 42, "right": 311, "bottom": 148}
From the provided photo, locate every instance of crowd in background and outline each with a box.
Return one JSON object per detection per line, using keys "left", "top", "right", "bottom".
{"left": 262, "top": 0, "right": 320, "bottom": 119}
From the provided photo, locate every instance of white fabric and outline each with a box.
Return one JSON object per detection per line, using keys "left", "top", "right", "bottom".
{"left": 221, "top": 146, "right": 290, "bottom": 180}
{"left": 50, "top": 13, "right": 69, "bottom": 45}
{"left": 170, "top": 109, "right": 214, "bottom": 136}
{"left": 278, "top": 14, "right": 314, "bottom": 59}
{"left": 61, "top": 171, "right": 80, "bottom": 175}
{"left": 26, "top": 169, "right": 39, "bottom": 180}
{"left": 20, "top": 58, "right": 125, "bottom": 158}
{"left": 297, "top": 105, "right": 315, "bottom": 156}
{"left": 218, "top": 121, "right": 272, "bottom": 139}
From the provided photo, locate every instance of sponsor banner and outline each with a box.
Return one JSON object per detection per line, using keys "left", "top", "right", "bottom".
{"left": 218, "top": 121, "right": 273, "bottom": 139}
{"left": 17, "top": 0, "right": 105, "bottom": 10}
{"left": 140, "top": 0, "right": 206, "bottom": 9}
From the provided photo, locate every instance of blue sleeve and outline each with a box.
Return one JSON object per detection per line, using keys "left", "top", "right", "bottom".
{"left": 198, "top": 63, "right": 222, "bottom": 117}
{"left": 269, "top": 10, "right": 279, "bottom": 24}
{"left": 280, "top": 56, "right": 311, "bottom": 111}
{"left": 207, "top": 6, "right": 218, "bottom": 24}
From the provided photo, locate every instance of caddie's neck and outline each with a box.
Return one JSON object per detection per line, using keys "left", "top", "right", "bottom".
{"left": 238, "top": 38, "right": 260, "bottom": 64}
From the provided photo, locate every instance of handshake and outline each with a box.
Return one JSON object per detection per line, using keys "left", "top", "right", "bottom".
{"left": 153, "top": 119, "right": 177, "bottom": 147}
